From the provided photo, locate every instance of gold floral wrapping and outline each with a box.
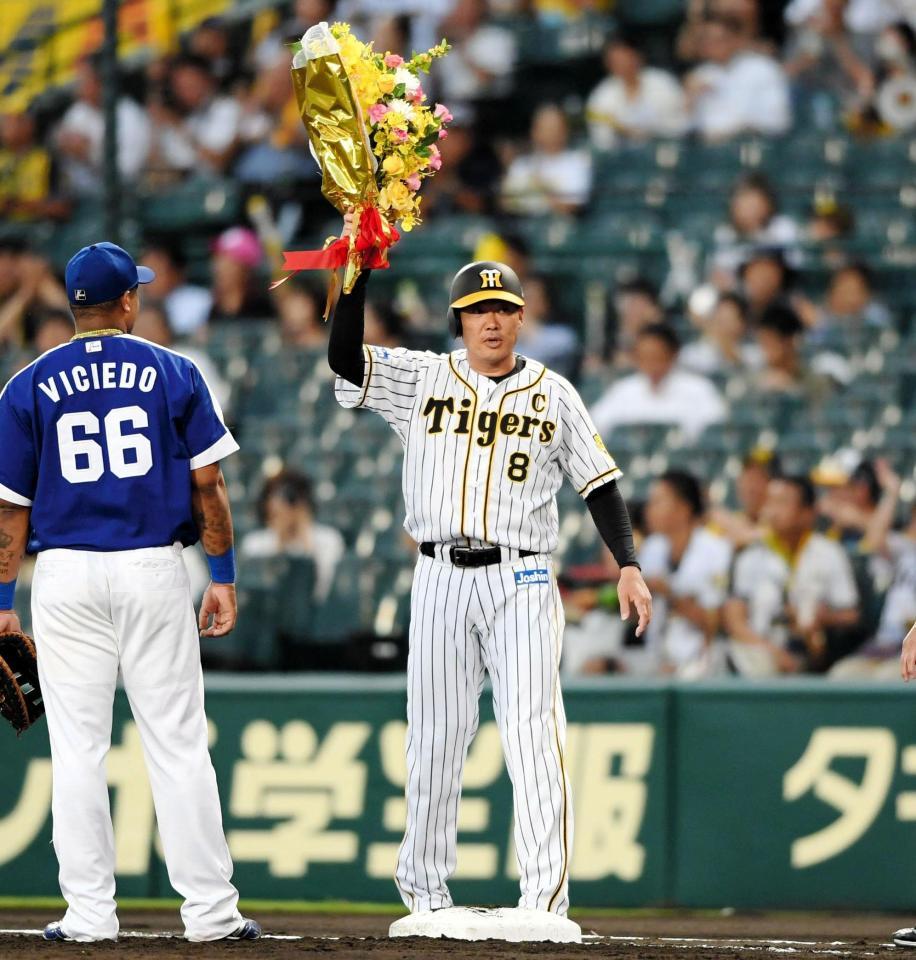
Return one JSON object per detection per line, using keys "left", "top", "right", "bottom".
{"left": 291, "top": 37, "right": 377, "bottom": 214}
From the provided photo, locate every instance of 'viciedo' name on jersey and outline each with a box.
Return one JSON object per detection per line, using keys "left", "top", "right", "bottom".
{"left": 37, "top": 361, "right": 158, "bottom": 403}
{"left": 422, "top": 395, "right": 556, "bottom": 446}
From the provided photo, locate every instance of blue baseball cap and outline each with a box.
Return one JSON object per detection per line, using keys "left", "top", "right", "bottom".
{"left": 65, "top": 242, "right": 156, "bottom": 307}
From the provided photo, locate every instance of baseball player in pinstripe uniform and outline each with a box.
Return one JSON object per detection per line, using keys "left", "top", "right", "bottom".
{"left": 0, "top": 243, "right": 259, "bottom": 942}
{"left": 329, "top": 249, "right": 652, "bottom": 919}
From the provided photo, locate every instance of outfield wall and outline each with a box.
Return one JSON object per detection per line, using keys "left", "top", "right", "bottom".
{"left": 1, "top": 677, "right": 915, "bottom": 909}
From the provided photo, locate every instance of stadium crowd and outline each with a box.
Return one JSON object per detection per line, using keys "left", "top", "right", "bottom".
{"left": 0, "top": 0, "right": 914, "bottom": 677}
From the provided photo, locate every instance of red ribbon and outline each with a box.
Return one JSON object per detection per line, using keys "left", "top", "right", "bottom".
{"left": 271, "top": 206, "right": 400, "bottom": 286}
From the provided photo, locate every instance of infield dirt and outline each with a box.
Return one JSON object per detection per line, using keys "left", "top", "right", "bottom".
{"left": 0, "top": 909, "right": 908, "bottom": 959}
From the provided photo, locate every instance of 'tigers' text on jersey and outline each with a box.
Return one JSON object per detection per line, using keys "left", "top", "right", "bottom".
{"left": 422, "top": 396, "right": 557, "bottom": 447}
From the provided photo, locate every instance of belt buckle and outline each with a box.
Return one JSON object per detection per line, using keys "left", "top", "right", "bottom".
{"left": 450, "top": 546, "right": 472, "bottom": 568}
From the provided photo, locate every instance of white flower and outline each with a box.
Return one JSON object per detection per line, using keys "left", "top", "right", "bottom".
{"left": 393, "top": 67, "right": 420, "bottom": 94}
{"left": 386, "top": 98, "right": 416, "bottom": 122}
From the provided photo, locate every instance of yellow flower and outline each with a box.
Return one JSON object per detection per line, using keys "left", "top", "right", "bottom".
{"left": 378, "top": 74, "right": 395, "bottom": 95}
{"left": 382, "top": 154, "right": 406, "bottom": 176}
{"left": 386, "top": 180, "right": 411, "bottom": 210}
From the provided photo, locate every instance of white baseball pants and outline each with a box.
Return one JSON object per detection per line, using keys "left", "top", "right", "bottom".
{"left": 31, "top": 544, "right": 242, "bottom": 942}
{"left": 395, "top": 552, "right": 572, "bottom": 915}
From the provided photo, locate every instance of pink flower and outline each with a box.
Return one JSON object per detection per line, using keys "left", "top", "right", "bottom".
{"left": 428, "top": 146, "right": 442, "bottom": 170}
{"left": 384, "top": 53, "right": 404, "bottom": 68}
{"left": 438, "top": 127, "right": 449, "bottom": 140}
{"left": 434, "top": 102, "right": 453, "bottom": 123}
{"left": 393, "top": 127, "right": 409, "bottom": 142}
{"left": 408, "top": 86, "right": 424, "bottom": 104}
{"left": 406, "top": 172, "right": 421, "bottom": 191}
{"left": 368, "top": 103, "right": 389, "bottom": 125}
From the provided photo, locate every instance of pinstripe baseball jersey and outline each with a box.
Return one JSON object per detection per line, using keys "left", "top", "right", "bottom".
{"left": 334, "top": 346, "right": 621, "bottom": 552}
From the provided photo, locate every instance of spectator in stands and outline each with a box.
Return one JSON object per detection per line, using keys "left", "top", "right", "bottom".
{"left": 148, "top": 54, "right": 241, "bottom": 176}
{"left": 132, "top": 301, "right": 231, "bottom": 414}
{"left": 141, "top": 241, "right": 212, "bottom": 338}
{"left": 236, "top": 50, "right": 317, "bottom": 189}
{"left": 711, "top": 447, "right": 782, "bottom": 548}
{"left": 420, "top": 115, "right": 502, "bottom": 217}
{"left": 434, "top": 0, "right": 518, "bottom": 113}
{"left": 680, "top": 292, "right": 762, "bottom": 376}
{"left": 739, "top": 248, "right": 794, "bottom": 325}
{"left": 513, "top": 274, "right": 579, "bottom": 380}
{"left": 278, "top": 281, "right": 327, "bottom": 349}
{"left": 585, "top": 34, "right": 687, "bottom": 151}
{"left": 0, "top": 112, "right": 68, "bottom": 222}
{"left": 872, "top": 22, "right": 916, "bottom": 132}
{"left": 500, "top": 104, "right": 592, "bottom": 216}
{"left": 54, "top": 56, "right": 150, "bottom": 196}
{"left": 709, "top": 175, "right": 801, "bottom": 285}
{"left": 832, "top": 496, "right": 916, "bottom": 679}
{"left": 33, "top": 309, "right": 75, "bottom": 355}
{"left": 797, "top": 262, "right": 893, "bottom": 339}
{"left": 186, "top": 18, "right": 240, "bottom": 91}
{"left": 240, "top": 469, "right": 345, "bottom": 603}
{"left": 0, "top": 247, "right": 68, "bottom": 347}
{"left": 640, "top": 470, "right": 733, "bottom": 678}
{"left": 724, "top": 474, "right": 860, "bottom": 675}
{"left": 750, "top": 303, "right": 838, "bottom": 402}
{"left": 590, "top": 323, "right": 727, "bottom": 442}
{"left": 364, "top": 299, "right": 406, "bottom": 350}
{"left": 610, "top": 276, "right": 664, "bottom": 370}
{"left": 209, "top": 227, "right": 273, "bottom": 322}
{"left": 806, "top": 196, "right": 855, "bottom": 243}
{"left": 784, "top": 0, "right": 906, "bottom": 55}
{"left": 783, "top": 0, "right": 876, "bottom": 126}
{"left": 686, "top": 14, "right": 792, "bottom": 140}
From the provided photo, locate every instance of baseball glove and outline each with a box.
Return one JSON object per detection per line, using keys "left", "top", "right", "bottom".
{"left": 0, "top": 632, "right": 44, "bottom": 734}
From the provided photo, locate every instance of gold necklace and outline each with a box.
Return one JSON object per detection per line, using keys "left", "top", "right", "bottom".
{"left": 70, "top": 328, "right": 124, "bottom": 341}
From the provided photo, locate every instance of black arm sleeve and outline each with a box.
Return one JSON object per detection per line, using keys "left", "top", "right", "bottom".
{"left": 327, "top": 269, "right": 371, "bottom": 386}
{"left": 585, "top": 479, "right": 640, "bottom": 571}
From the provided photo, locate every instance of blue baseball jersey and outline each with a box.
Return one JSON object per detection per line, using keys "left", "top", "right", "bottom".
{"left": 0, "top": 333, "right": 238, "bottom": 552}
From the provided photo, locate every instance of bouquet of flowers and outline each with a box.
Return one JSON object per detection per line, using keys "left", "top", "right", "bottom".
{"left": 276, "top": 21, "right": 452, "bottom": 296}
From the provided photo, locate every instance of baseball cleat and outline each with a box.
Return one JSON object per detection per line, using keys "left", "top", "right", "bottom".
{"left": 42, "top": 922, "right": 73, "bottom": 941}
{"left": 894, "top": 927, "right": 916, "bottom": 946}
{"left": 226, "top": 918, "right": 261, "bottom": 940}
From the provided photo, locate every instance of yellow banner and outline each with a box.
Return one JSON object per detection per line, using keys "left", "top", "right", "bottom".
{"left": 0, "top": 0, "right": 234, "bottom": 112}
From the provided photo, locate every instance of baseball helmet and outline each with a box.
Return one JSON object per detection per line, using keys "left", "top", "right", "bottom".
{"left": 448, "top": 260, "right": 525, "bottom": 338}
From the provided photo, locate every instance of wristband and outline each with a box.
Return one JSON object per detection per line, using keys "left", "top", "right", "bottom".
{"left": 206, "top": 548, "right": 236, "bottom": 584}
{"left": 0, "top": 579, "right": 16, "bottom": 610}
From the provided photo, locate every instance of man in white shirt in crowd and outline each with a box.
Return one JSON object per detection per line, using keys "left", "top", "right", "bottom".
{"left": 724, "top": 474, "right": 860, "bottom": 675}
{"left": 639, "top": 470, "right": 733, "bottom": 677}
{"left": 687, "top": 13, "right": 792, "bottom": 140}
{"left": 150, "top": 55, "right": 241, "bottom": 176}
{"left": 140, "top": 241, "right": 213, "bottom": 338}
{"left": 500, "top": 104, "right": 591, "bottom": 216}
{"left": 55, "top": 57, "right": 151, "bottom": 194}
{"left": 240, "top": 470, "right": 345, "bottom": 604}
{"left": 590, "top": 322, "right": 727, "bottom": 442}
{"left": 586, "top": 33, "right": 687, "bottom": 150}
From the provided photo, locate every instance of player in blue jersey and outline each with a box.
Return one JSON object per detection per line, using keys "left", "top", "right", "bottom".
{"left": 0, "top": 242, "right": 259, "bottom": 943}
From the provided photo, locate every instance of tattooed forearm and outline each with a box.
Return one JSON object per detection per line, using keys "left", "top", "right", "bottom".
{"left": 190, "top": 465, "right": 234, "bottom": 556}
{"left": 0, "top": 502, "right": 29, "bottom": 582}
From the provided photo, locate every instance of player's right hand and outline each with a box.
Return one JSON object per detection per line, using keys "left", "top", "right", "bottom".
{"left": 0, "top": 611, "right": 22, "bottom": 635}
{"left": 199, "top": 583, "right": 237, "bottom": 638}
{"left": 342, "top": 209, "right": 356, "bottom": 238}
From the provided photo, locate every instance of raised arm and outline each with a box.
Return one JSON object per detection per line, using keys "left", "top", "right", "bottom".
{"left": 0, "top": 499, "right": 30, "bottom": 633}
{"left": 328, "top": 269, "right": 371, "bottom": 386}
{"left": 191, "top": 462, "right": 236, "bottom": 637}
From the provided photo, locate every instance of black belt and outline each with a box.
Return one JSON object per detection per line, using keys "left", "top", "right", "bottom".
{"left": 420, "top": 542, "right": 538, "bottom": 568}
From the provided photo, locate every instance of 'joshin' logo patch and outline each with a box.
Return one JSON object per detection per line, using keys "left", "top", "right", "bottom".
{"left": 515, "top": 569, "right": 549, "bottom": 586}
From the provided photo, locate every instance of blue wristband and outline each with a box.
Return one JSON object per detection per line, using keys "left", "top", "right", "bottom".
{"left": 206, "top": 548, "right": 236, "bottom": 584}
{"left": 0, "top": 579, "right": 16, "bottom": 611}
